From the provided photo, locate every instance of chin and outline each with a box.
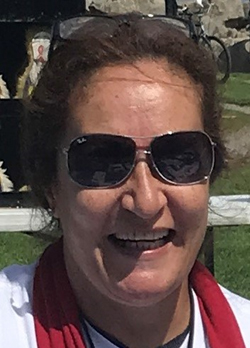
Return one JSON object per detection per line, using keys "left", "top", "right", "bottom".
{"left": 110, "top": 289, "right": 168, "bottom": 307}
{"left": 107, "top": 277, "right": 181, "bottom": 308}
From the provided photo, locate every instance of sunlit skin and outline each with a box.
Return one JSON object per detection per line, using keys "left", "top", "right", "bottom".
{"left": 52, "top": 60, "right": 209, "bottom": 348}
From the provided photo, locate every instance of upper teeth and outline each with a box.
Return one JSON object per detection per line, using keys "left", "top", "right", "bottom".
{"left": 114, "top": 230, "right": 170, "bottom": 241}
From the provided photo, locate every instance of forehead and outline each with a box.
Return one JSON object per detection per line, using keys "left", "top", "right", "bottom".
{"left": 68, "top": 60, "right": 203, "bottom": 140}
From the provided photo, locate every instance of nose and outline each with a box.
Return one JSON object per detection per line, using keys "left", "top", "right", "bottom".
{"left": 121, "top": 160, "right": 168, "bottom": 220}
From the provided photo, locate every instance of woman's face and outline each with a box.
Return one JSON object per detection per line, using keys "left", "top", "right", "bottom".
{"left": 53, "top": 60, "right": 209, "bottom": 307}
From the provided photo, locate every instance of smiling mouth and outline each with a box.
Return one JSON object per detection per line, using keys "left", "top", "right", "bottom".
{"left": 108, "top": 229, "right": 175, "bottom": 252}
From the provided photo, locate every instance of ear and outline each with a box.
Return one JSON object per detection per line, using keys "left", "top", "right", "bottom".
{"left": 46, "top": 186, "right": 60, "bottom": 219}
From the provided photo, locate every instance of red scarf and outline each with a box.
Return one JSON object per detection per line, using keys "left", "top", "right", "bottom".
{"left": 33, "top": 239, "right": 246, "bottom": 348}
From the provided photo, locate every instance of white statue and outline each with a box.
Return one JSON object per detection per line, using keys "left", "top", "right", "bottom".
{"left": 0, "top": 161, "right": 14, "bottom": 192}
{"left": 16, "top": 30, "right": 51, "bottom": 98}
{"left": 0, "top": 75, "right": 10, "bottom": 99}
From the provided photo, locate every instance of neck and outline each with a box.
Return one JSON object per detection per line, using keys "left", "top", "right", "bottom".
{"left": 65, "top": 262, "right": 191, "bottom": 348}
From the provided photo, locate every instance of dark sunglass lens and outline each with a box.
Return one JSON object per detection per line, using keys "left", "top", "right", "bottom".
{"left": 151, "top": 132, "right": 214, "bottom": 184}
{"left": 67, "top": 134, "right": 135, "bottom": 187}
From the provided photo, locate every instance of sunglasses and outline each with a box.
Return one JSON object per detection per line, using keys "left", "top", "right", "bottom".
{"left": 62, "top": 131, "right": 215, "bottom": 188}
{"left": 48, "top": 14, "right": 196, "bottom": 58}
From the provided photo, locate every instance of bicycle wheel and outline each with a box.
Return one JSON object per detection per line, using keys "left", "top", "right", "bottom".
{"left": 200, "top": 35, "right": 232, "bottom": 84}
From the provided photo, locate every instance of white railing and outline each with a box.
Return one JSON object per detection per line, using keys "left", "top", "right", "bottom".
{"left": 208, "top": 194, "right": 250, "bottom": 226}
{"left": 0, "top": 194, "right": 249, "bottom": 232}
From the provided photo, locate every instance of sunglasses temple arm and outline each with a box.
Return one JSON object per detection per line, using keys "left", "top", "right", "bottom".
{"left": 48, "top": 23, "right": 59, "bottom": 61}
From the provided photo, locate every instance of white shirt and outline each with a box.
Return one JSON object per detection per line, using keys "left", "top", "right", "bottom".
{"left": 1, "top": 263, "right": 250, "bottom": 348}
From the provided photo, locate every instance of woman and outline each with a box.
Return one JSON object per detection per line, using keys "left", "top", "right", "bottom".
{"left": 0, "top": 13, "right": 249, "bottom": 348}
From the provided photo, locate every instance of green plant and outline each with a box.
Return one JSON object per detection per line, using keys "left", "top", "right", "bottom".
{"left": 221, "top": 73, "right": 250, "bottom": 106}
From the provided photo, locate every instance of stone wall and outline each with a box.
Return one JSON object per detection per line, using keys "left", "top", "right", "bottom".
{"left": 86, "top": 0, "right": 165, "bottom": 14}
{"left": 201, "top": 0, "right": 247, "bottom": 41}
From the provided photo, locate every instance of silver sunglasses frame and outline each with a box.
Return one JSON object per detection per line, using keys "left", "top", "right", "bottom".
{"left": 62, "top": 131, "right": 216, "bottom": 189}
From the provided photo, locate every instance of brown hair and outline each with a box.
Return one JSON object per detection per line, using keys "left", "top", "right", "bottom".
{"left": 22, "top": 13, "right": 226, "bottom": 210}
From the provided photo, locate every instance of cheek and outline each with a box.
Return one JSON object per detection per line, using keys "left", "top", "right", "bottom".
{"left": 169, "top": 185, "right": 209, "bottom": 239}
{"left": 54, "top": 180, "right": 122, "bottom": 235}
